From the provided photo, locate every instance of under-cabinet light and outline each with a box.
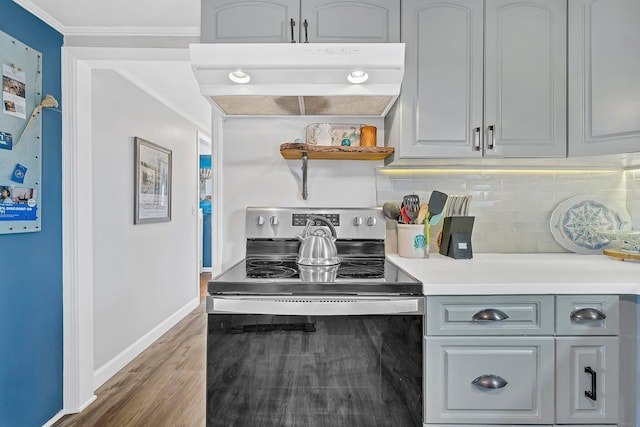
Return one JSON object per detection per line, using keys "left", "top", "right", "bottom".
{"left": 228, "top": 70, "right": 250, "bottom": 84}
{"left": 377, "top": 168, "right": 619, "bottom": 175}
{"left": 347, "top": 70, "right": 368, "bottom": 84}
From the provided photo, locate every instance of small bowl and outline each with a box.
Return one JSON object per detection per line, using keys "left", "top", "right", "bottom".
{"left": 597, "top": 230, "right": 640, "bottom": 253}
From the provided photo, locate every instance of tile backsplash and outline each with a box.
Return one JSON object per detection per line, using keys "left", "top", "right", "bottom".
{"left": 377, "top": 168, "right": 639, "bottom": 253}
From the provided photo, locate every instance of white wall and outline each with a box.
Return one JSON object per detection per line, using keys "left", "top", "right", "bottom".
{"left": 91, "top": 69, "right": 200, "bottom": 375}
{"left": 219, "top": 116, "right": 384, "bottom": 269}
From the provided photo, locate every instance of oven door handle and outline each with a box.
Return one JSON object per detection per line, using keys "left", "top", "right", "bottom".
{"left": 208, "top": 297, "right": 424, "bottom": 316}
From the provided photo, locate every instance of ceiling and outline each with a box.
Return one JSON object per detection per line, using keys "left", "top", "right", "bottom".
{"left": 14, "top": 0, "right": 212, "bottom": 131}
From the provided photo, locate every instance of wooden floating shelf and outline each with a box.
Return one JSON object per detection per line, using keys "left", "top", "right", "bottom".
{"left": 280, "top": 143, "right": 394, "bottom": 160}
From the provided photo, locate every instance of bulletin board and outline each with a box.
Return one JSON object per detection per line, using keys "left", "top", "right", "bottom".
{"left": 0, "top": 30, "right": 43, "bottom": 234}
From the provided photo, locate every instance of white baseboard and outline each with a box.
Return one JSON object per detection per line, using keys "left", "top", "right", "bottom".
{"left": 43, "top": 394, "right": 96, "bottom": 427}
{"left": 93, "top": 297, "right": 200, "bottom": 389}
{"left": 42, "top": 411, "right": 65, "bottom": 427}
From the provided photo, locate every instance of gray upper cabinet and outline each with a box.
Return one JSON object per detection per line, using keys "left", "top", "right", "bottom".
{"left": 395, "top": 0, "right": 566, "bottom": 159}
{"left": 201, "top": 0, "right": 299, "bottom": 43}
{"left": 568, "top": 0, "right": 640, "bottom": 156}
{"left": 201, "top": 0, "right": 400, "bottom": 43}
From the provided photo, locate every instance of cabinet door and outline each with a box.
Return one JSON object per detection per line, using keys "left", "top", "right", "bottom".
{"left": 301, "top": 0, "right": 400, "bottom": 43}
{"left": 201, "top": 0, "right": 299, "bottom": 43}
{"left": 556, "top": 337, "right": 619, "bottom": 424}
{"left": 568, "top": 0, "right": 640, "bottom": 156}
{"left": 484, "top": 0, "right": 567, "bottom": 158}
{"left": 425, "top": 336, "right": 555, "bottom": 424}
{"left": 398, "top": 0, "right": 484, "bottom": 158}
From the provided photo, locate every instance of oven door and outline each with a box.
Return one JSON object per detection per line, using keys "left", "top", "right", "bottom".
{"left": 206, "top": 296, "right": 424, "bottom": 427}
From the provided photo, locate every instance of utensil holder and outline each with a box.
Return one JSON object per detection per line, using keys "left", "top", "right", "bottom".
{"left": 397, "top": 223, "right": 429, "bottom": 259}
{"left": 439, "top": 216, "right": 475, "bottom": 259}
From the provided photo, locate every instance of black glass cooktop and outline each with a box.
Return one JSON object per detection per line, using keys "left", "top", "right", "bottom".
{"left": 209, "top": 256, "right": 422, "bottom": 296}
{"left": 246, "top": 257, "right": 385, "bottom": 280}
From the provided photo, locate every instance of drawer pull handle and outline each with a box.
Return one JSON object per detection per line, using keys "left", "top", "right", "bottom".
{"left": 472, "top": 374, "right": 508, "bottom": 389}
{"left": 472, "top": 308, "right": 509, "bottom": 321}
{"left": 585, "top": 366, "right": 597, "bottom": 401}
{"left": 570, "top": 308, "right": 606, "bottom": 321}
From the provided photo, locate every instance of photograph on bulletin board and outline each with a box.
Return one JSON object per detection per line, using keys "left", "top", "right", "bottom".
{"left": 0, "top": 30, "right": 44, "bottom": 234}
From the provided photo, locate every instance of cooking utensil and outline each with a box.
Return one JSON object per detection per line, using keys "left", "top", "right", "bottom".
{"left": 429, "top": 211, "right": 445, "bottom": 226}
{"left": 402, "top": 194, "right": 420, "bottom": 209}
{"left": 415, "top": 203, "right": 429, "bottom": 225}
{"left": 427, "top": 191, "right": 448, "bottom": 220}
{"left": 382, "top": 201, "right": 401, "bottom": 221}
{"left": 400, "top": 205, "right": 412, "bottom": 224}
{"left": 402, "top": 194, "right": 420, "bottom": 223}
{"left": 406, "top": 206, "right": 419, "bottom": 224}
{"left": 296, "top": 215, "right": 340, "bottom": 265}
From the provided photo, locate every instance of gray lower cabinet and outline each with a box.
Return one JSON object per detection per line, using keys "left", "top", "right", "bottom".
{"left": 425, "top": 295, "right": 622, "bottom": 426}
{"left": 555, "top": 337, "right": 619, "bottom": 424}
{"left": 200, "top": 0, "right": 400, "bottom": 43}
{"left": 425, "top": 336, "right": 555, "bottom": 424}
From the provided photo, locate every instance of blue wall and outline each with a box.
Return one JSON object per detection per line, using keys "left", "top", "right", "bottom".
{"left": 0, "top": 1, "right": 63, "bottom": 425}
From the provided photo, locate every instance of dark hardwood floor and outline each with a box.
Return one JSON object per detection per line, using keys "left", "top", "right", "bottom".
{"left": 53, "top": 272, "right": 212, "bottom": 427}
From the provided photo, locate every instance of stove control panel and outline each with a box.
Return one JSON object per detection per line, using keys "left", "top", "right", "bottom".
{"left": 292, "top": 213, "right": 340, "bottom": 227}
{"left": 246, "top": 207, "right": 385, "bottom": 240}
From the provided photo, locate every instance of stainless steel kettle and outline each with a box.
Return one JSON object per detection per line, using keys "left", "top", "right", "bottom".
{"left": 296, "top": 215, "right": 340, "bottom": 266}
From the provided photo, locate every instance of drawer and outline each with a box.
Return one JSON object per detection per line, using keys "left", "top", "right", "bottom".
{"left": 425, "top": 336, "right": 555, "bottom": 424}
{"left": 426, "top": 295, "right": 555, "bottom": 336}
{"left": 555, "top": 295, "right": 619, "bottom": 336}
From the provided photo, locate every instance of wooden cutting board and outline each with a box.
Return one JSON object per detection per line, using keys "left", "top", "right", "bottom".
{"left": 603, "top": 248, "right": 640, "bottom": 261}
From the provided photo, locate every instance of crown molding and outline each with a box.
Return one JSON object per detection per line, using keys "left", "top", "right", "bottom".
{"left": 13, "top": 0, "right": 66, "bottom": 33}
{"left": 63, "top": 26, "right": 200, "bottom": 37}
{"left": 13, "top": 0, "right": 199, "bottom": 37}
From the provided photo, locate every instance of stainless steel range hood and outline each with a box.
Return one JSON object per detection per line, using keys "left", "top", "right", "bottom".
{"left": 189, "top": 43, "right": 404, "bottom": 117}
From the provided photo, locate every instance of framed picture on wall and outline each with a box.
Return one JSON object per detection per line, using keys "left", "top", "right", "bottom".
{"left": 134, "top": 137, "right": 172, "bottom": 224}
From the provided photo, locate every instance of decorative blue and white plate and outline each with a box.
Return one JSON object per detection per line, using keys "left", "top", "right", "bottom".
{"left": 550, "top": 195, "right": 632, "bottom": 254}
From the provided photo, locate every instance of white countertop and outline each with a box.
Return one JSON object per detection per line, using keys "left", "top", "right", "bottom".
{"left": 387, "top": 253, "right": 640, "bottom": 295}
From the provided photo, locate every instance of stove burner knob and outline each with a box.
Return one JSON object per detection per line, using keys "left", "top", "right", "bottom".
{"left": 367, "top": 216, "right": 377, "bottom": 226}
{"left": 353, "top": 216, "right": 363, "bottom": 226}
{"left": 256, "top": 216, "right": 265, "bottom": 226}
{"left": 270, "top": 216, "right": 279, "bottom": 226}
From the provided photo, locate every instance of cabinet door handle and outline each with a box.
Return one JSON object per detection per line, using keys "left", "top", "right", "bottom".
{"left": 473, "top": 127, "right": 481, "bottom": 151}
{"left": 487, "top": 125, "right": 496, "bottom": 149}
{"left": 570, "top": 307, "right": 606, "bottom": 321}
{"left": 472, "top": 374, "right": 508, "bottom": 389}
{"left": 585, "top": 366, "right": 597, "bottom": 401}
{"left": 303, "top": 19, "right": 309, "bottom": 43}
{"left": 472, "top": 308, "right": 509, "bottom": 321}
{"left": 290, "top": 18, "right": 297, "bottom": 43}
